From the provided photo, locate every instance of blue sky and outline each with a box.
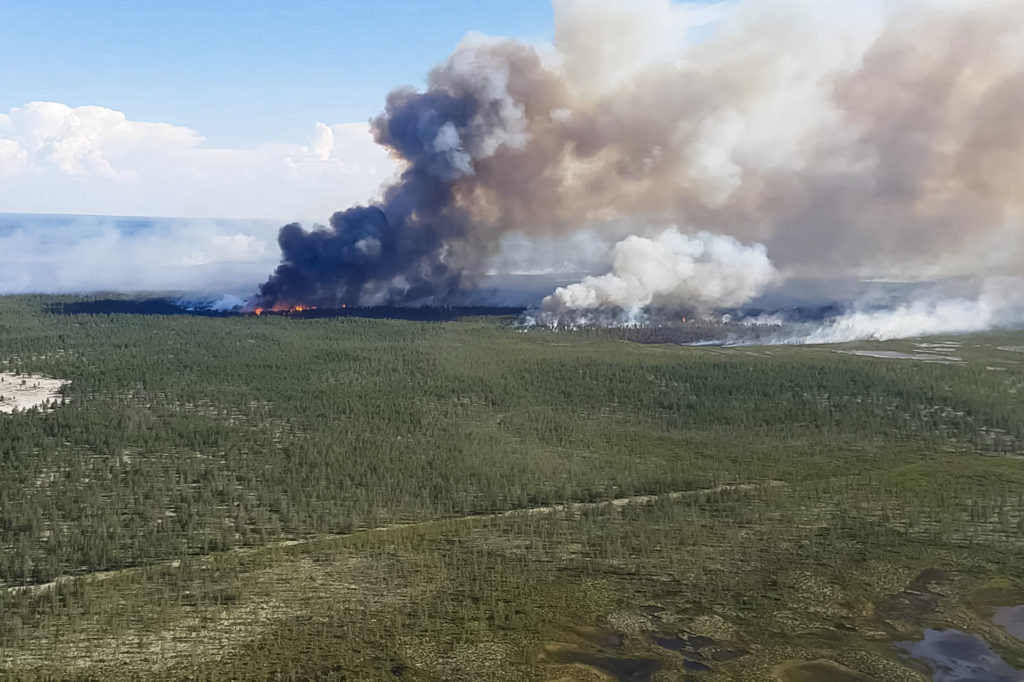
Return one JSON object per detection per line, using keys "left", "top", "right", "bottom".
{"left": 0, "top": 0, "right": 732, "bottom": 219}
{"left": 0, "top": 0, "right": 554, "bottom": 147}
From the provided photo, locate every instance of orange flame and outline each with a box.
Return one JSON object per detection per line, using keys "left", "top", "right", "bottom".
{"left": 250, "top": 304, "right": 324, "bottom": 315}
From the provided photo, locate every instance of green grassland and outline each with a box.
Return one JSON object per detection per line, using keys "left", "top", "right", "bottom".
{"left": 1, "top": 295, "right": 1022, "bottom": 680}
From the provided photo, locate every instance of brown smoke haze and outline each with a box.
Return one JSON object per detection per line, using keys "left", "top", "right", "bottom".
{"left": 253, "top": 0, "right": 1024, "bottom": 338}
{"left": 435, "top": 0, "right": 1024, "bottom": 281}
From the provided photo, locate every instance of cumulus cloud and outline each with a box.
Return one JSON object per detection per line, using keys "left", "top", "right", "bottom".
{"left": 0, "top": 101, "right": 400, "bottom": 294}
{"left": 0, "top": 101, "right": 398, "bottom": 219}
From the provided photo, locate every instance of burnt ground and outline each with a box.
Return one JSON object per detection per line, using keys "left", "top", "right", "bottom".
{"left": 48, "top": 298, "right": 525, "bottom": 321}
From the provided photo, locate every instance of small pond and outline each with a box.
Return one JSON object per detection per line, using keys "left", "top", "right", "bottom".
{"left": 896, "top": 629, "right": 1022, "bottom": 682}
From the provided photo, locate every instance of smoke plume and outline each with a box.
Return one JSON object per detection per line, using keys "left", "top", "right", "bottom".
{"left": 539, "top": 229, "right": 775, "bottom": 326}
{"left": 778, "top": 278, "right": 1024, "bottom": 344}
{"left": 256, "top": 0, "right": 1024, "bottom": 321}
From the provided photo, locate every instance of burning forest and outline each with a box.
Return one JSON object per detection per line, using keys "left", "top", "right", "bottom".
{"left": 251, "top": 0, "right": 1024, "bottom": 342}
{"left": 7, "top": 3, "right": 1024, "bottom": 679}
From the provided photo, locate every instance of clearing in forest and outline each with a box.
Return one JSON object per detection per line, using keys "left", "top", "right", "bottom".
{"left": 0, "top": 372, "right": 68, "bottom": 413}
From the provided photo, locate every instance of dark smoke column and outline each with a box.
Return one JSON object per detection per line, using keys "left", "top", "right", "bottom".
{"left": 256, "top": 89, "right": 480, "bottom": 308}
{"left": 255, "top": 38, "right": 555, "bottom": 309}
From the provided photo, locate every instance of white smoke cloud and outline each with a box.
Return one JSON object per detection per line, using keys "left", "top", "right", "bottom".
{"left": 539, "top": 228, "right": 776, "bottom": 325}
{"left": 445, "top": 33, "right": 533, "bottom": 160}
{"left": 782, "top": 278, "right": 1024, "bottom": 344}
{"left": 387, "top": 0, "right": 1024, "bottom": 294}
{"left": 0, "top": 102, "right": 398, "bottom": 219}
{"left": 454, "top": 0, "right": 1024, "bottom": 337}
{"left": 553, "top": 0, "right": 733, "bottom": 95}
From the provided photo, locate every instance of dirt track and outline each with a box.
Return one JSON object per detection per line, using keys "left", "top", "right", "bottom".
{"left": 6, "top": 480, "right": 782, "bottom": 595}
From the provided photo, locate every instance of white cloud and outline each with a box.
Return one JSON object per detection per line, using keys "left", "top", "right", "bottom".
{"left": 0, "top": 138, "right": 28, "bottom": 172}
{"left": 0, "top": 103, "right": 400, "bottom": 295}
{"left": 0, "top": 101, "right": 399, "bottom": 219}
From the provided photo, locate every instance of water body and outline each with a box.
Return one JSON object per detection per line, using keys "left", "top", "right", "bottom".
{"left": 653, "top": 633, "right": 709, "bottom": 654}
{"left": 897, "top": 629, "right": 1023, "bottom": 682}
{"left": 651, "top": 631, "right": 748, "bottom": 672}
{"left": 776, "top": 660, "right": 874, "bottom": 682}
{"left": 995, "top": 606, "right": 1024, "bottom": 642}
{"left": 545, "top": 626, "right": 662, "bottom": 682}
{"left": 547, "top": 650, "right": 662, "bottom": 681}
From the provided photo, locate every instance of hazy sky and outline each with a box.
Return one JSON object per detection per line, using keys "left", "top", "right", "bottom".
{"left": 0, "top": 0, "right": 553, "bottom": 147}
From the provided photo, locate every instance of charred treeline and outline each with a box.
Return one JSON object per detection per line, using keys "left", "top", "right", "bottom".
{"left": 49, "top": 296, "right": 524, "bottom": 321}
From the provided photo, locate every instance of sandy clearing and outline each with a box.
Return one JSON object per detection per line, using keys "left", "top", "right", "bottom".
{"left": 838, "top": 350, "right": 962, "bottom": 363}
{"left": 0, "top": 372, "right": 68, "bottom": 413}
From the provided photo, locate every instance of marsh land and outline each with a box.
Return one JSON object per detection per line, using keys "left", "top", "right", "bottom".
{"left": 0, "top": 295, "right": 1022, "bottom": 680}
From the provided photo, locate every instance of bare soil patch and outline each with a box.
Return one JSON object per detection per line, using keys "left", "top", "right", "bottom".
{"left": 0, "top": 372, "right": 68, "bottom": 413}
